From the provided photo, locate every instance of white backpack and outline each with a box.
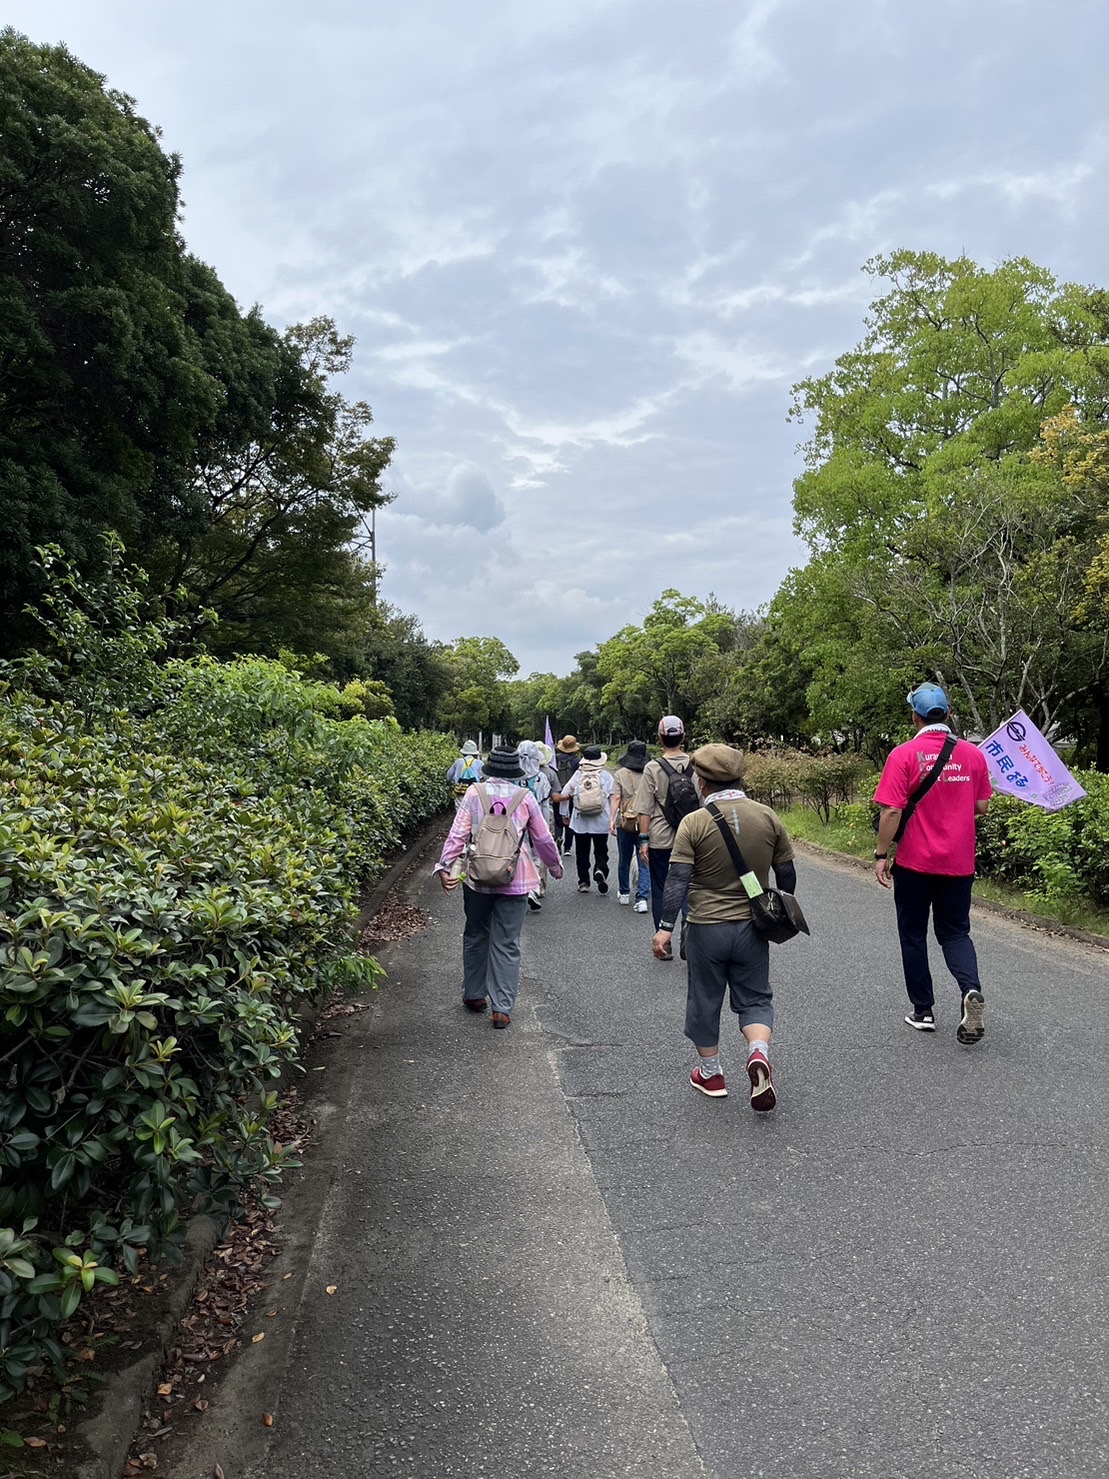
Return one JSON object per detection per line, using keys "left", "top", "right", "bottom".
{"left": 575, "top": 768, "right": 605, "bottom": 817}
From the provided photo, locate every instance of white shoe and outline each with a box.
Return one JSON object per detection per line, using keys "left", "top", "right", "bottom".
{"left": 617, "top": 893, "right": 630, "bottom": 905}
{"left": 634, "top": 899, "right": 649, "bottom": 914}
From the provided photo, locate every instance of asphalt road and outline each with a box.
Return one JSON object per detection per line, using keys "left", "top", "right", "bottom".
{"left": 241, "top": 845, "right": 1109, "bottom": 1479}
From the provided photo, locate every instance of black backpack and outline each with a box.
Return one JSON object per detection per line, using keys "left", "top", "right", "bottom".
{"left": 658, "top": 757, "right": 700, "bottom": 831}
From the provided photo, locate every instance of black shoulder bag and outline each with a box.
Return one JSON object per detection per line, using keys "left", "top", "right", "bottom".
{"left": 893, "top": 733, "right": 957, "bottom": 844}
{"left": 706, "top": 803, "right": 810, "bottom": 945}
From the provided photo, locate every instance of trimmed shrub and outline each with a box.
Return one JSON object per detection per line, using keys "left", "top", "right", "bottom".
{"left": 975, "top": 773, "right": 1109, "bottom": 907}
{"left": 745, "top": 750, "right": 871, "bottom": 820}
{"left": 0, "top": 561, "right": 454, "bottom": 1400}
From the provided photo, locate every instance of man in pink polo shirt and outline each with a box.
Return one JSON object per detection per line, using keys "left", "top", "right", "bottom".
{"left": 873, "top": 684, "right": 993, "bottom": 1044}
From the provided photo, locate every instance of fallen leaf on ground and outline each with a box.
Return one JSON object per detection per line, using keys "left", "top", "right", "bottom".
{"left": 262, "top": 1413, "right": 274, "bottom": 1427}
{"left": 193, "top": 1398, "right": 208, "bottom": 1412}
{"left": 214, "top": 1465, "right": 225, "bottom": 1479}
{"left": 157, "top": 1382, "right": 173, "bottom": 1396}
{"left": 325, "top": 1285, "right": 337, "bottom": 1295}
{"left": 251, "top": 1332, "right": 265, "bottom": 1344}
{"left": 24, "top": 1437, "right": 47, "bottom": 1449}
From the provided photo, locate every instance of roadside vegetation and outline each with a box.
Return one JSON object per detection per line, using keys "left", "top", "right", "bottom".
{"left": 0, "top": 546, "right": 453, "bottom": 1403}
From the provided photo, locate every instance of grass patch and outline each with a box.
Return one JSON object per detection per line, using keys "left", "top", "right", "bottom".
{"left": 778, "top": 806, "right": 1109, "bottom": 939}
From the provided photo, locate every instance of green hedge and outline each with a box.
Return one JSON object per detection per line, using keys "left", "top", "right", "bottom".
{"left": 0, "top": 648, "right": 453, "bottom": 1400}
{"left": 975, "top": 771, "right": 1109, "bottom": 908}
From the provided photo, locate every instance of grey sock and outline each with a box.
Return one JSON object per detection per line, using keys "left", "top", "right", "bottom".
{"left": 746, "top": 1039, "right": 769, "bottom": 1060}
{"left": 699, "top": 1055, "right": 721, "bottom": 1078}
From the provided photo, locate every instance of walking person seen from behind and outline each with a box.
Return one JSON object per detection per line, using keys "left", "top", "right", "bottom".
{"left": 609, "top": 739, "right": 652, "bottom": 911}
{"left": 434, "top": 746, "right": 563, "bottom": 1029}
{"left": 634, "top": 716, "right": 700, "bottom": 951}
{"left": 873, "top": 684, "right": 992, "bottom": 1044}
{"left": 652, "top": 745, "right": 796, "bottom": 1110}
{"left": 559, "top": 745, "right": 615, "bottom": 894}
{"left": 551, "top": 735, "right": 581, "bottom": 855}
{"left": 446, "top": 740, "right": 483, "bottom": 799}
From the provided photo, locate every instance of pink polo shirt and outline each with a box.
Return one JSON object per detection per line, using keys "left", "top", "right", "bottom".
{"left": 873, "top": 727, "right": 992, "bottom": 876}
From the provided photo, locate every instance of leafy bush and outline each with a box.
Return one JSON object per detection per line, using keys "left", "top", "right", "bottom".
{"left": 745, "top": 749, "right": 871, "bottom": 820}
{"left": 0, "top": 552, "right": 454, "bottom": 1400}
{"left": 975, "top": 773, "right": 1109, "bottom": 908}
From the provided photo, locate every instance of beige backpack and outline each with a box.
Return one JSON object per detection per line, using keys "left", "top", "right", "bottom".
{"left": 466, "top": 785, "right": 528, "bottom": 886}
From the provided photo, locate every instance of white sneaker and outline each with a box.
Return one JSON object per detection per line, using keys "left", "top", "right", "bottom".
{"left": 633, "top": 899, "right": 649, "bottom": 914}
{"left": 617, "top": 893, "right": 630, "bottom": 905}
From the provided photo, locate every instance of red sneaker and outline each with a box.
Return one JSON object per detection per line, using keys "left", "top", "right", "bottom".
{"left": 690, "top": 1065, "right": 728, "bottom": 1097}
{"left": 746, "top": 1049, "right": 776, "bottom": 1112}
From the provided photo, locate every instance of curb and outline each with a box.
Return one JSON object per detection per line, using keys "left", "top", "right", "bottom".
{"left": 355, "top": 809, "right": 451, "bottom": 933}
{"left": 69, "top": 813, "right": 450, "bottom": 1479}
{"left": 793, "top": 837, "right": 1109, "bottom": 952}
{"left": 73, "top": 1215, "right": 223, "bottom": 1479}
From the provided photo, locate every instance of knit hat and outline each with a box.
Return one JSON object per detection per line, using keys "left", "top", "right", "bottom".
{"left": 460, "top": 739, "right": 480, "bottom": 757}
{"left": 616, "top": 739, "right": 648, "bottom": 772}
{"left": 691, "top": 744, "right": 746, "bottom": 785}
{"left": 556, "top": 734, "right": 580, "bottom": 753}
{"left": 658, "top": 715, "right": 685, "bottom": 739}
{"left": 482, "top": 746, "right": 525, "bottom": 780}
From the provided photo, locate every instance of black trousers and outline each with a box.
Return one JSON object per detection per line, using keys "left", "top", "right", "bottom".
{"left": 575, "top": 832, "right": 609, "bottom": 885}
{"left": 892, "top": 865, "right": 981, "bottom": 1011}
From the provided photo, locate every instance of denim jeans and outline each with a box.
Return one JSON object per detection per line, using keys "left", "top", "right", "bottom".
{"left": 616, "top": 829, "right": 650, "bottom": 900}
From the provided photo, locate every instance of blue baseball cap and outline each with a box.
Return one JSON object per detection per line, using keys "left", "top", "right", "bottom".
{"left": 907, "top": 683, "right": 949, "bottom": 717}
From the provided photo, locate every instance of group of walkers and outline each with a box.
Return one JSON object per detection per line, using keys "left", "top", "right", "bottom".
{"left": 435, "top": 683, "right": 992, "bottom": 1109}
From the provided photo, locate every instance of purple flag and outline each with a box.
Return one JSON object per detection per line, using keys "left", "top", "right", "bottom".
{"left": 544, "top": 715, "right": 555, "bottom": 752}
{"left": 979, "top": 711, "right": 1086, "bottom": 811}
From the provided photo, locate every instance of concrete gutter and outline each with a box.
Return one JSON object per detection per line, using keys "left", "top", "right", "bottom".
{"left": 74, "top": 1216, "right": 223, "bottom": 1479}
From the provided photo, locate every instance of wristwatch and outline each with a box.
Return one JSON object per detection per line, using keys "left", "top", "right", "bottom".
{"left": 874, "top": 850, "right": 888, "bottom": 860}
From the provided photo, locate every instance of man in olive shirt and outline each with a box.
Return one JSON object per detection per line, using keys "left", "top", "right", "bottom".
{"left": 653, "top": 744, "right": 796, "bottom": 1110}
{"left": 634, "top": 715, "right": 698, "bottom": 945}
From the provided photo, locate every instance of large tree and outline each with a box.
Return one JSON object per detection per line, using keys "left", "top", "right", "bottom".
{"left": 787, "top": 250, "right": 1109, "bottom": 752}
{"left": 0, "top": 30, "right": 217, "bottom": 637}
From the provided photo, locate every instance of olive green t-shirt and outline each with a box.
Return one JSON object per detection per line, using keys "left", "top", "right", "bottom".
{"left": 670, "top": 793, "right": 795, "bottom": 924}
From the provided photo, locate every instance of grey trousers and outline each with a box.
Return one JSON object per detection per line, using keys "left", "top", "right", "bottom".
{"left": 684, "top": 919, "right": 773, "bottom": 1047}
{"left": 462, "top": 889, "right": 528, "bottom": 1014}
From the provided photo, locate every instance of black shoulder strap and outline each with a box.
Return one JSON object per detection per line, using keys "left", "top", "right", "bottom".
{"left": 706, "top": 801, "right": 755, "bottom": 883}
{"left": 894, "top": 733, "right": 957, "bottom": 843}
{"left": 658, "top": 757, "right": 676, "bottom": 779}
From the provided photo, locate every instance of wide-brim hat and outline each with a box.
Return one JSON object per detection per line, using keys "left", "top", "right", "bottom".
{"left": 617, "top": 740, "right": 648, "bottom": 770}
{"left": 556, "top": 734, "right": 580, "bottom": 753}
{"left": 460, "top": 740, "right": 480, "bottom": 756}
{"left": 482, "top": 746, "right": 525, "bottom": 780}
{"left": 691, "top": 743, "right": 746, "bottom": 785}
{"left": 581, "top": 745, "right": 607, "bottom": 763}
{"left": 535, "top": 741, "right": 554, "bottom": 767}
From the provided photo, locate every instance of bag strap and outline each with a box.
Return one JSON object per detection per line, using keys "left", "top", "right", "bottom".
{"left": 894, "top": 733, "right": 957, "bottom": 844}
{"left": 706, "top": 802, "right": 761, "bottom": 896}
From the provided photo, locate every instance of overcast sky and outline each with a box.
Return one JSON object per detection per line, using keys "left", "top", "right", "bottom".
{"left": 10, "top": 0, "right": 1109, "bottom": 674}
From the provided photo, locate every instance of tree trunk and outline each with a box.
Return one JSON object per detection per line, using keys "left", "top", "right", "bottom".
{"left": 1096, "top": 689, "right": 1109, "bottom": 774}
